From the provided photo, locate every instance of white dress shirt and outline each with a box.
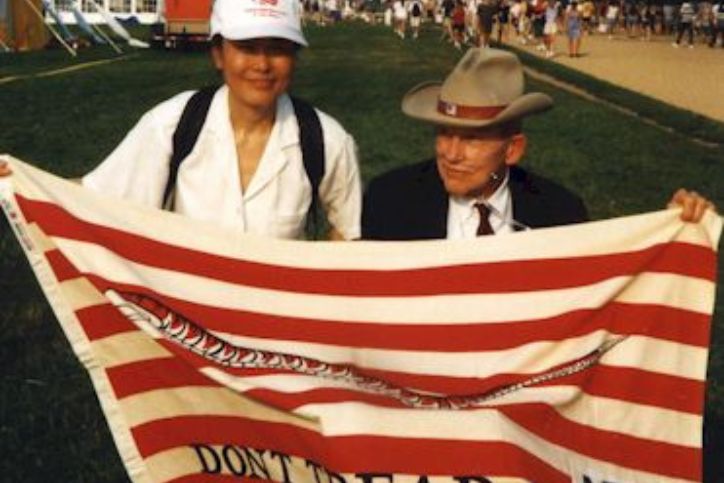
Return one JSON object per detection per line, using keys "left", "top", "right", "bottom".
{"left": 446, "top": 171, "right": 514, "bottom": 239}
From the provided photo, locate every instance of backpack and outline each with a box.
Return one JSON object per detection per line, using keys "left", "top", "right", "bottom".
{"left": 162, "top": 85, "right": 326, "bottom": 238}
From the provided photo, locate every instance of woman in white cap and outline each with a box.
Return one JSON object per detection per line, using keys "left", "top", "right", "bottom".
{"left": 82, "top": 0, "right": 362, "bottom": 240}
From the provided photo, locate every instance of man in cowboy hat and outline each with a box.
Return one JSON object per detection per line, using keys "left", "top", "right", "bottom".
{"left": 361, "top": 48, "right": 714, "bottom": 240}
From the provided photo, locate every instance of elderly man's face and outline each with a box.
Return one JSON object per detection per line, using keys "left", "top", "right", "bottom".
{"left": 435, "top": 125, "right": 526, "bottom": 198}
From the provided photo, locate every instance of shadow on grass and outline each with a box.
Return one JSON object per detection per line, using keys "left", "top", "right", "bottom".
{"left": 704, "top": 411, "right": 724, "bottom": 480}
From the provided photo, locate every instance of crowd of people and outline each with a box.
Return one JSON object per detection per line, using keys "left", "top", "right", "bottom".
{"left": 300, "top": 0, "right": 724, "bottom": 52}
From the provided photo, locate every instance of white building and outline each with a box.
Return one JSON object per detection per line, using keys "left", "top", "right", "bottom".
{"left": 50, "top": 0, "right": 162, "bottom": 24}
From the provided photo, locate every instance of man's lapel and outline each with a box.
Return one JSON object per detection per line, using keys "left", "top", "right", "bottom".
{"left": 508, "top": 166, "right": 539, "bottom": 230}
{"left": 415, "top": 161, "right": 449, "bottom": 239}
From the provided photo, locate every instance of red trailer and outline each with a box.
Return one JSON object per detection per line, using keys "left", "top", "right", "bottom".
{"left": 151, "top": 0, "right": 213, "bottom": 49}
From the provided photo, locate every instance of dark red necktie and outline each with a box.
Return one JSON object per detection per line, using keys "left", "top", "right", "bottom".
{"left": 475, "top": 202, "right": 494, "bottom": 236}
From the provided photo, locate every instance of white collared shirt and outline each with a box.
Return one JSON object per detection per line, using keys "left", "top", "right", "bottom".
{"left": 446, "top": 171, "right": 514, "bottom": 239}
{"left": 83, "top": 86, "right": 362, "bottom": 240}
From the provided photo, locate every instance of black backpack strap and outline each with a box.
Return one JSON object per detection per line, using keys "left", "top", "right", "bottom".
{"left": 162, "top": 85, "right": 220, "bottom": 210}
{"left": 290, "top": 96, "right": 326, "bottom": 239}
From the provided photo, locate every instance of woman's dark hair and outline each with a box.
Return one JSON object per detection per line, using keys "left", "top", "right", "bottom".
{"left": 211, "top": 34, "right": 224, "bottom": 49}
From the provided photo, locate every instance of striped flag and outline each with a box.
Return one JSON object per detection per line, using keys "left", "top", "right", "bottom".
{"left": 1, "top": 155, "right": 720, "bottom": 483}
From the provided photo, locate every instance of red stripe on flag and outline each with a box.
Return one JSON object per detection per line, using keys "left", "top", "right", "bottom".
{"left": 355, "top": 361, "right": 706, "bottom": 414}
{"left": 45, "top": 249, "right": 82, "bottom": 281}
{"left": 75, "top": 274, "right": 711, "bottom": 350}
{"left": 168, "top": 298, "right": 712, "bottom": 349}
{"left": 131, "top": 416, "right": 568, "bottom": 481}
{"left": 235, "top": 364, "right": 704, "bottom": 415}
{"left": 107, "top": 357, "right": 218, "bottom": 399}
{"left": 18, "top": 196, "right": 717, "bottom": 297}
{"left": 499, "top": 403, "right": 701, "bottom": 480}
{"left": 106, "top": 354, "right": 409, "bottom": 408}
{"left": 76, "top": 304, "right": 138, "bottom": 340}
{"left": 564, "top": 364, "right": 705, "bottom": 415}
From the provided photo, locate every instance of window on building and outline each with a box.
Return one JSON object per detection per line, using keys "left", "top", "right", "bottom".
{"left": 80, "top": 0, "right": 96, "bottom": 13}
{"left": 108, "top": 0, "right": 131, "bottom": 12}
{"left": 136, "top": 0, "right": 157, "bottom": 13}
{"left": 54, "top": 0, "right": 77, "bottom": 12}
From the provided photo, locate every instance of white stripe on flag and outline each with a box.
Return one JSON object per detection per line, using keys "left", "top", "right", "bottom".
{"left": 600, "top": 335, "right": 708, "bottom": 378}
{"left": 209, "top": 330, "right": 611, "bottom": 377}
{"left": 121, "top": 387, "right": 320, "bottom": 429}
{"left": 91, "top": 333, "right": 173, "bottom": 367}
{"left": 52, "top": 239, "right": 713, "bottom": 322}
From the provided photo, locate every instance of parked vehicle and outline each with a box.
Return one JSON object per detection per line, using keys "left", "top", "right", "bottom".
{"left": 151, "top": 0, "right": 212, "bottom": 49}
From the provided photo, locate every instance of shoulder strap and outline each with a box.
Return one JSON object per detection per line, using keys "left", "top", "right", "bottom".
{"left": 290, "top": 96, "right": 326, "bottom": 239}
{"left": 162, "top": 85, "right": 220, "bottom": 210}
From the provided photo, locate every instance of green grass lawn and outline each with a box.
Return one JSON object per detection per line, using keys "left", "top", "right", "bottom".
{"left": 1, "top": 21, "right": 722, "bottom": 481}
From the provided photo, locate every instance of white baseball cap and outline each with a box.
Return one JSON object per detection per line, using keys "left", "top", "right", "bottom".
{"left": 210, "top": 0, "right": 308, "bottom": 47}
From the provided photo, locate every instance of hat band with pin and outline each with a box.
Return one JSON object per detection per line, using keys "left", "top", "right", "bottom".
{"left": 437, "top": 100, "right": 507, "bottom": 120}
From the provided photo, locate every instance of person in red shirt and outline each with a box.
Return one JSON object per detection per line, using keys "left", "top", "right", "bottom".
{"left": 452, "top": 0, "right": 467, "bottom": 48}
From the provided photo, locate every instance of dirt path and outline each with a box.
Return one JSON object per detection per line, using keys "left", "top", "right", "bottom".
{"left": 0, "top": 55, "right": 133, "bottom": 86}
{"left": 507, "top": 32, "right": 724, "bottom": 122}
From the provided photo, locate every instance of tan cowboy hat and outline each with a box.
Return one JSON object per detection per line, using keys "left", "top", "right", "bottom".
{"left": 402, "top": 48, "right": 553, "bottom": 128}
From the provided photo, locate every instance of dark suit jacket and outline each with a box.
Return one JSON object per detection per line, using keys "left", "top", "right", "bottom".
{"left": 362, "top": 160, "right": 589, "bottom": 240}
